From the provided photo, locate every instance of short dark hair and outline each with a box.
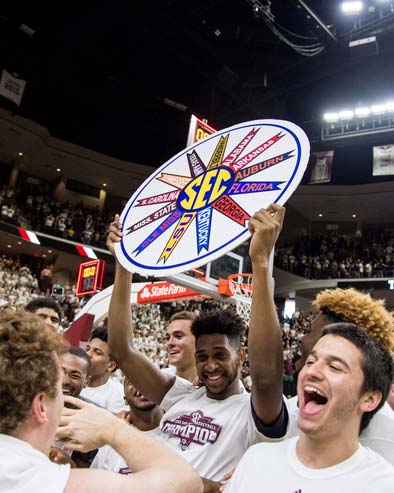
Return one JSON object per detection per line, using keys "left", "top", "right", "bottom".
{"left": 65, "top": 347, "right": 92, "bottom": 376}
{"left": 90, "top": 325, "right": 108, "bottom": 343}
{"left": 25, "top": 297, "right": 62, "bottom": 321}
{"left": 89, "top": 326, "right": 117, "bottom": 372}
{"left": 191, "top": 308, "right": 244, "bottom": 348}
{"left": 319, "top": 309, "right": 343, "bottom": 325}
{"left": 322, "top": 323, "right": 394, "bottom": 433}
{"left": 170, "top": 311, "right": 197, "bottom": 323}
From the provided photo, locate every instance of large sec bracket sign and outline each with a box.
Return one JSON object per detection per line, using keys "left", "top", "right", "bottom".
{"left": 115, "top": 119, "right": 310, "bottom": 276}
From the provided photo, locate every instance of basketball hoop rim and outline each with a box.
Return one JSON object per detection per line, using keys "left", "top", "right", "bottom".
{"left": 227, "top": 273, "right": 253, "bottom": 296}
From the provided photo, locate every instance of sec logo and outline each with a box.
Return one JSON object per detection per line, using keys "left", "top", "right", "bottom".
{"left": 178, "top": 168, "right": 234, "bottom": 212}
{"left": 115, "top": 119, "right": 310, "bottom": 276}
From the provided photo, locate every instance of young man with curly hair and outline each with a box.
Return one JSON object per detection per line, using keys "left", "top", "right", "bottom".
{"left": 0, "top": 309, "right": 202, "bottom": 493}
{"left": 225, "top": 323, "right": 394, "bottom": 492}
{"left": 107, "top": 205, "right": 286, "bottom": 488}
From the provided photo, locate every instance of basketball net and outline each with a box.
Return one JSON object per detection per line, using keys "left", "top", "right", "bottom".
{"left": 228, "top": 274, "right": 253, "bottom": 325}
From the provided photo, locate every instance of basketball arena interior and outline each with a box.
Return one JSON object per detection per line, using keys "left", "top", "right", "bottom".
{"left": 1, "top": 2, "right": 394, "bottom": 491}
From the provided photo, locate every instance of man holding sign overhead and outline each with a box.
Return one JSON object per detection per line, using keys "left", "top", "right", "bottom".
{"left": 107, "top": 204, "right": 288, "bottom": 488}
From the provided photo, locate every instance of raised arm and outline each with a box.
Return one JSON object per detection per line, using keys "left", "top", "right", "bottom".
{"left": 60, "top": 397, "right": 202, "bottom": 493}
{"left": 248, "top": 204, "right": 285, "bottom": 425}
{"left": 107, "top": 215, "right": 174, "bottom": 404}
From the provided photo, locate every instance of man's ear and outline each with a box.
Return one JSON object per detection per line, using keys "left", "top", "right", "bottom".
{"left": 31, "top": 392, "right": 49, "bottom": 424}
{"left": 360, "top": 390, "right": 382, "bottom": 414}
{"left": 84, "top": 375, "right": 91, "bottom": 388}
{"left": 107, "top": 360, "right": 117, "bottom": 373}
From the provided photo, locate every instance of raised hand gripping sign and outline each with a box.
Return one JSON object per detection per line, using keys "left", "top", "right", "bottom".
{"left": 115, "top": 119, "right": 310, "bottom": 276}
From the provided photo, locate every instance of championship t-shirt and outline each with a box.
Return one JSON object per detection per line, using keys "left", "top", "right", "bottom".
{"left": 158, "top": 377, "right": 279, "bottom": 481}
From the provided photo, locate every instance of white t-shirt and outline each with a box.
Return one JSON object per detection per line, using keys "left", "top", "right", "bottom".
{"left": 0, "top": 434, "right": 70, "bottom": 493}
{"left": 285, "top": 396, "right": 394, "bottom": 465}
{"left": 157, "top": 377, "right": 270, "bottom": 481}
{"left": 161, "top": 365, "right": 177, "bottom": 375}
{"left": 91, "top": 427, "right": 161, "bottom": 474}
{"left": 225, "top": 437, "right": 394, "bottom": 493}
{"left": 80, "top": 377, "right": 127, "bottom": 413}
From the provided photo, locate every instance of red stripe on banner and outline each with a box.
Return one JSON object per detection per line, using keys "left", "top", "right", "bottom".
{"left": 76, "top": 245, "right": 88, "bottom": 257}
{"left": 17, "top": 228, "right": 30, "bottom": 241}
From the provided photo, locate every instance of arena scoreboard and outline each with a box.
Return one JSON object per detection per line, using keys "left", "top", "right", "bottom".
{"left": 186, "top": 114, "right": 217, "bottom": 146}
{"left": 76, "top": 259, "right": 105, "bottom": 296}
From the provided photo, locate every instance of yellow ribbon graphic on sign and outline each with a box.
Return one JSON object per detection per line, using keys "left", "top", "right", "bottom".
{"left": 158, "top": 212, "right": 196, "bottom": 262}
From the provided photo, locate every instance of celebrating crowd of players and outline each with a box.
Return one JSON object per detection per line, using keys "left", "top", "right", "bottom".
{"left": 1, "top": 204, "right": 394, "bottom": 492}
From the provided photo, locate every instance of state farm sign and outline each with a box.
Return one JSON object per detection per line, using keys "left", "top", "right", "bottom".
{"left": 137, "top": 282, "right": 202, "bottom": 303}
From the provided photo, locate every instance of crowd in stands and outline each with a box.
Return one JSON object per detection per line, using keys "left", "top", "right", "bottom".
{"left": 275, "top": 230, "right": 394, "bottom": 279}
{"left": 3, "top": 182, "right": 394, "bottom": 283}
{"left": 0, "top": 255, "right": 86, "bottom": 327}
{"left": 281, "top": 311, "right": 312, "bottom": 396}
{"left": 0, "top": 184, "right": 123, "bottom": 248}
{"left": 1, "top": 247, "right": 310, "bottom": 397}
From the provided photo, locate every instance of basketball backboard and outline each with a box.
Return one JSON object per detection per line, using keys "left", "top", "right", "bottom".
{"left": 164, "top": 241, "right": 250, "bottom": 300}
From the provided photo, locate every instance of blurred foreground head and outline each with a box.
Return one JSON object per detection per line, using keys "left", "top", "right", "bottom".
{"left": 0, "top": 309, "right": 66, "bottom": 436}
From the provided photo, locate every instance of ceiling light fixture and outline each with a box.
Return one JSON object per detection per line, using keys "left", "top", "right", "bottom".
{"left": 354, "top": 107, "right": 370, "bottom": 117}
{"left": 323, "top": 99, "right": 394, "bottom": 122}
{"left": 341, "top": 2, "right": 363, "bottom": 15}
{"left": 323, "top": 112, "right": 339, "bottom": 122}
{"left": 371, "top": 104, "right": 387, "bottom": 115}
{"left": 338, "top": 109, "right": 354, "bottom": 120}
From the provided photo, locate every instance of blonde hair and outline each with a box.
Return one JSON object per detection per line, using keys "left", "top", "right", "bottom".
{"left": 0, "top": 309, "right": 67, "bottom": 434}
{"left": 314, "top": 288, "right": 394, "bottom": 352}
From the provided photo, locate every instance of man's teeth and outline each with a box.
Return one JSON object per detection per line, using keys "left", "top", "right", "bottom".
{"left": 304, "top": 385, "right": 326, "bottom": 397}
{"left": 207, "top": 375, "right": 222, "bottom": 381}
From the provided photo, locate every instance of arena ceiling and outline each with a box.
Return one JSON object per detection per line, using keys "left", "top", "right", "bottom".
{"left": 2, "top": 1, "right": 394, "bottom": 167}
{"left": 1, "top": 2, "right": 394, "bottom": 225}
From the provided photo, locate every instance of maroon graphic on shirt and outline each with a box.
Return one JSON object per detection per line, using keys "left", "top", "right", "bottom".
{"left": 161, "top": 410, "right": 222, "bottom": 450}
